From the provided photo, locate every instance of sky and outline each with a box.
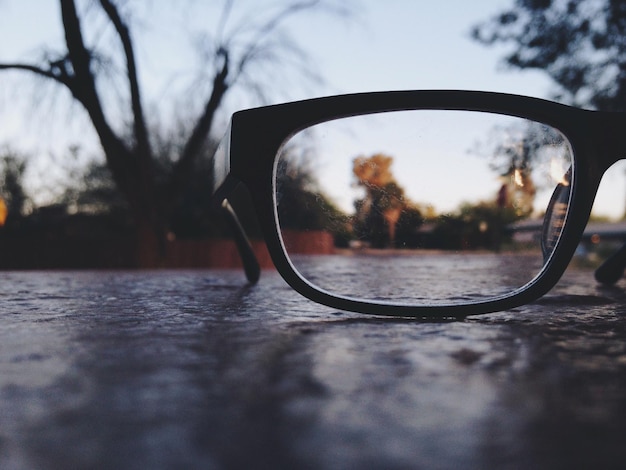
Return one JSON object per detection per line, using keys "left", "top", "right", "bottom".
{"left": 0, "top": 0, "right": 624, "bottom": 218}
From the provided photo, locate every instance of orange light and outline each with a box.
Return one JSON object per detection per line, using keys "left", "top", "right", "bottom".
{"left": 0, "top": 198, "right": 7, "bottom": 226}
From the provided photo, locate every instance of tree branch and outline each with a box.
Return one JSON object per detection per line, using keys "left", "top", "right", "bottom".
{"left": 233, "top": 0, "right": 321, "bottom": 81}
{"left": 167, "top": 0, "right": 328, "bottom": 203}
{"left": 60, "top": 0, "right": 98, "bottom": 105}
{"left": 99, "top": 0, "right": 152, "bottom": 160}
{"left": 98, "top": 0, "right": 157, "bottom": 225}
{"left": 169, "top": 50, "right": 230, "bottom": 199}
{"left": 59, "top": 0, "right": 138, "bottom": 203}
{"left": 0, "top": 62, "right": 72, "bottom": 88}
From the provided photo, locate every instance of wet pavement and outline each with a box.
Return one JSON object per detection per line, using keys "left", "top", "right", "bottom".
{"left": 1, "top": 267, "right": 625, "bottom": 469}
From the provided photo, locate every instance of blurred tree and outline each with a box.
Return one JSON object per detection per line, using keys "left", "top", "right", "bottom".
{"left": 472, "top": 0, "right": 626, "bottom": 110}
{"left": 475, "top": 118, "right": 569, "bottom": 219}
{"left": 497, "top": 165, "right": 536, "bottom": 218}
{"left": 489, "top": 124, "right": 540, "bottom": 219}
{"left": 0, "top": 0, "right": 347, "bottom": 259}
{"left": 352, "top": 154, "right": 419, "bottom": 248}
{"left": 0, "top": 149, "right": 30, "bottom": 224}
{"left": 394, "top": 205, "right": 424, "bottom": 248}
{"left": 62, "top": 157, "right": 127, "bottom": 216}
{"left": 275, "top": 150, "right": 349, "bottom": 238}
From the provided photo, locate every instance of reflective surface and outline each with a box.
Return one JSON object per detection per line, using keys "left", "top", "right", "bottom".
{"left": 275, "top": 110, "right": 573, "bottom": 304}
{"left": 1, "top": 269, "right": 625, "bottom": 469}
{"left": 288, "top": 252, "right": 542, "bottom": 302}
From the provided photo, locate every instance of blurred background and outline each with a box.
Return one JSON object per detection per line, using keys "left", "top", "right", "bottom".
{"left": 1, "top": 0, "right": 624, "bottom": 268}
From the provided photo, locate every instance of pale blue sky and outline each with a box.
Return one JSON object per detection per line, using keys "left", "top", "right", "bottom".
{"left": 0, "top": 0, "right": 623, "bottom": 217}
{"left": 291, "top": 0, "right": 552, "bottom": 96}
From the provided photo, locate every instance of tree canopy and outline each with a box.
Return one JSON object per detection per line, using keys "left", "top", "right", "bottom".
{"left": 352, "top": 154, "right": 422, "bottom": 248}
{"left": 472, "top": 0, "right": 626, "bottom": 111}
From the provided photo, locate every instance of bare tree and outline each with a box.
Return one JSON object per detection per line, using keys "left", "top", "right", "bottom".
{"left": 0, "top": 0, "right": 346, "bottom": 260}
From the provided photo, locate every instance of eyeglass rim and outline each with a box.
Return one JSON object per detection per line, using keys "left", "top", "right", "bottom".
{"left": 218, "top": 90, "right": 617, "bottom": 318}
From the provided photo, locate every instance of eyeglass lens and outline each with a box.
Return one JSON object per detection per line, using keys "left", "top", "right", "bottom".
{"left": 274, "top": 110, "right": 574, "bottom": 305}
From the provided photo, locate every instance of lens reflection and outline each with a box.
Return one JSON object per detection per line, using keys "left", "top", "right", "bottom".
{"left": 274, "top": 110, "right": 573, "bottom": 304}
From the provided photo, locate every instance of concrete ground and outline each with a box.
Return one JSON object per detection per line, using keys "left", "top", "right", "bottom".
{"left": 1, "top": 268, "right": 625, "bottom": 469}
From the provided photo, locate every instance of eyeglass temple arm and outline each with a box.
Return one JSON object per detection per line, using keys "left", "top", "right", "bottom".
{"left": 594, "top": 242, "right": 626, "bottom": 285}
{"left": 220, "top": 198, "right": 261, "bottom": 284}
{"left": 545, "top": 167, "right": 624, "bottom": 285}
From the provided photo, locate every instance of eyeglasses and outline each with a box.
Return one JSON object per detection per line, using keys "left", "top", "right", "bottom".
{"left": 211, "top": 90, "right": 626, "bottom": 318}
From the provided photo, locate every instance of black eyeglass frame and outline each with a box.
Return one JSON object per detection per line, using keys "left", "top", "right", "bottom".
{"left": 212, "top": 90, "right": 626, "bottom": 318}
